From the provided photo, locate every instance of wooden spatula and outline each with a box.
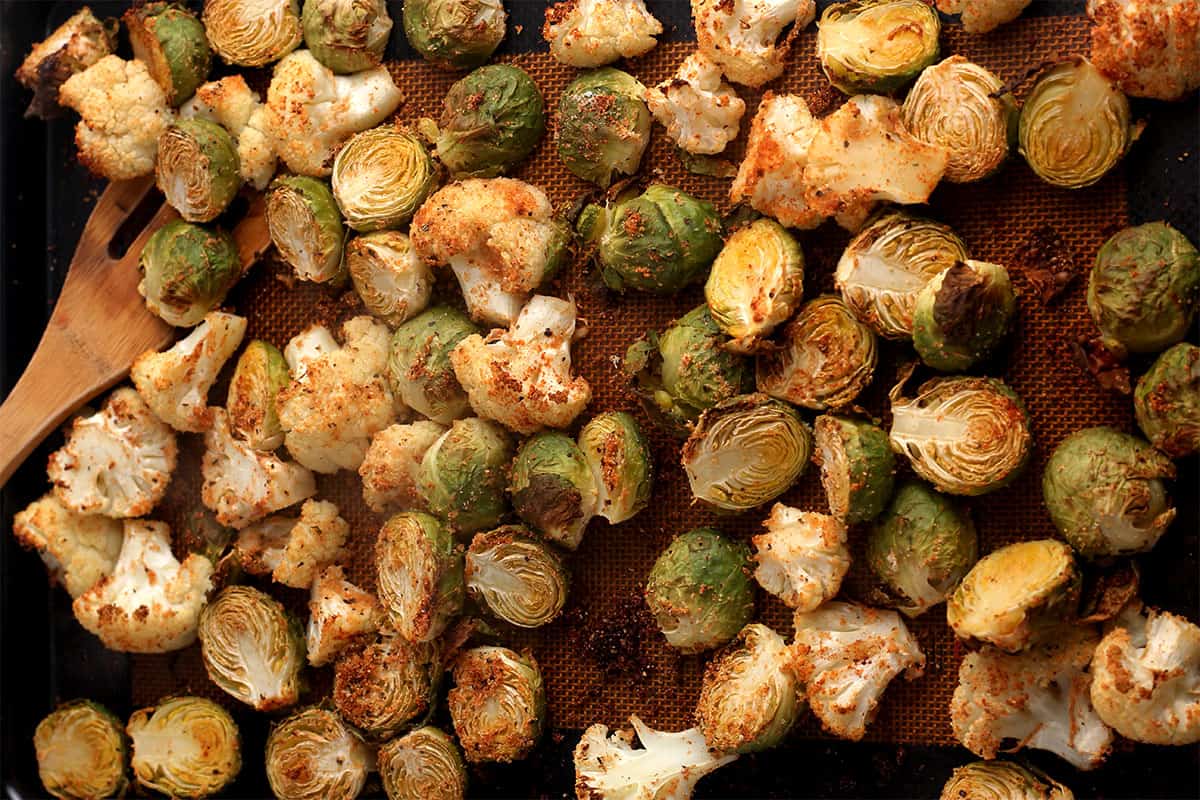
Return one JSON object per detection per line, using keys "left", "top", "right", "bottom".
{"left": 0, "top": 177, "right": 270, "bottom": 488}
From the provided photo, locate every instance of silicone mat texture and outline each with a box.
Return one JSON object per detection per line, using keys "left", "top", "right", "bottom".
{"left": 132, "top": 15, "right": 1129, "bottom": 747}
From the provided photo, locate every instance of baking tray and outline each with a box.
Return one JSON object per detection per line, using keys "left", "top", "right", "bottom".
{"left": 2, "top": 1, "right": 1198, "bottom": 797}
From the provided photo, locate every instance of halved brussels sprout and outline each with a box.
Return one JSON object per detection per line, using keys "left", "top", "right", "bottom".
{"left": 448, "top": 646, "right": 546, "bottom": 763}
{"left": 378, "top": 726, "right": 468, "bottom": 800}
{"left": 34, "top": 701, "right": 128, "bottom": 800}
{"left": 902, "top": 56, "right": 1016, "bottom": 184}
{"left": 1087, "top": 222, "right": 1200, "bottom": 355}
{"left": 332, "top": 126, "right": 436, "bottom": 232}
{"left": 757, "top": 296, "right": 878, "bottom": 411}
{"left": 156, "top": 118, "right": 241, "bottom": 223}
{"left": 128, "top": 696, "right": 241, "bottom": 798}
{"left": 577, "top": 411, "right": 654, "bottom": 525}
{"left": 198, "top": 585, "right": 305, "bottom": 711}
{"left": 388, "top": 306, "right": 478, "bottom": 424}
{"left": 333, "top": 634, "right": 440, "bottom": 738}
{"left": 867, "top": 481, "right": 978, "bottom": 617}
{"left": 203, "top": 0, "right": 302, "bottom": 67}
{"left": 266, "top": 175, "right": 346, "bottom": 284}
{"left": 375, "top": 511, "right": 464, "bottom": 642}
{"left": 1018, "top": 58, "right": 1138, "bottom": 189}
{"left": 510, "top": 433, "right": 598, "bottom": 549}
{"left": 403, "top": 0, "right": 506, "bottom": 70}
{"left": 418, "top": 418, "right": 513, "bottom": 534}
{"left": 814, "top": 415, "right": 895, "bottom": 525}
{"left": 705, "top": 219, "right": 805, "bottom": 353}
{"left": 125, "top": 2, "right": 211, "bottom": 106}
{"left": 466, "top": 525, "right": 570, "bottom": 627}
{"left": 226, "top": 339, "right": 290, "bottom": 451}
{"left": 890, "top": 374, "right": 1033, "bottom": 496}
{"left": 138, "top": 219, "right": 241, "bottom": 327}
{"left": 436, "top": 64, "right": 545, "bottom": 178}
{"left": 912, "top": 260, "right": 1017, "bottom": 372}
{"left": 1135, "top": 343, "right": 1200, "bottom": 458}
{"left": 682, "top": 394, "right": 813, "bottom": 511}
{"left": 946, "top": 539, "right": 1081, "bottom": 652}
{"left": 557, "top": 68, "right": 651, "bottom": 188}
{"left": 1042, "top": 427, "right": 1176, "bottom": 559}
{"left": 623, "top": 305, "right": 754, "bottom": 437}
{"left": 695, "top": 623, "right": 800, "bottom": 753}
{"left": 817, "top": 0, "right": 940, "bottom": 94}
{"left": 346, "top": 231, "right": 433, "bottom": 326}
{"left": 265, "top": 708, "right": 372, "bottom": 800}
{"left": 835, "top": 211, "right": 970, "bottom": 340}
{"left": 302, "top": 0, "right": 392, "bottom": 73}
{"left": 941, "top": 760, "right": 1074, "bottom": 800}
{"left": 645, "top": 528, "right": 755, "bottom": 653}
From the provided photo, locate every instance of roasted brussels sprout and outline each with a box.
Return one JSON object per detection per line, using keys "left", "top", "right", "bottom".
{"left": 138, "top": 219, "right": 241, "bottom": 327}
{"left": 266, "top": 175, "right": 346, "bottom": 284}
{"left": 645, "top": 528, "right": 755, "bottom": 653}
{"left": 265, "top": 708, "right": 372, "bottom": 800}
{"left": 695, "top": 623, "right": 800, "bottom": 754}
{"left": 127, "top": 696, "right": 241, "bottom": 798}
{"left": 577, "top": 411, "right": 654, "bottom": 525}
{"left": 448, "top": 646, "right": 546, "bottom": 763}
{"left": 912, "top": 260, "right": 1016, "bottom": 371}
{"left": 947, "top": 539, "right": 1081, "bottom": 652}
{"left": 1087, "top": 222, "right": 1200, "bottom": 355}
{"left": 125, "top": 2, "right": 211, "bottom": 106}
{"left": 333, "top": 634, "right": 439, "bottom": 738}
{"left": 378, "top": 726, "right": 468, "bottom": 800}
{"left": 556, "top": 68, "right": 651, "bottom": 188}
{"left": 466, "top": 525, "right": 570, "bottom": 627}
{"left": 1042, "top": 427, "right": 1176, "bottom": 559}
{"left": 817, "top": 0, "right": 940, "bottom": 94}
{"left": 941, "top": 760, "right": 1074, "bottom": 800}
{"left": 375, "top": 511, "right": 464, "bottom": 641}
{"left": 388, "top": 306, "right": 478, "bottom": 424}
{"left": 34, "top": 701, "right": 128, "bottom": 800}
{"left": 890, "top": 374, "right": 1033, "bottom": 497}
{"left": 1018, "top": 58, "right": 1139, "bottom": 189}
{"left": 156, "top": 118, "right": 241, "bottom": 223}
{"left": 814, "top": 415, "right": 895, "bottom": 525}
{"left": 436, "top": 64, "right": 545, "bottom": 178}
{"left": 332, "top": 126, "right": 436, "bottom": 232}
{"left": 705, "top": 219, "right": 805, "bottom": 353}
{"left": 682, "top": 394, "right": 813, "bottom": 511}
{"left": 623, "top": 305, "right": 754, "bottom": 436}
{"left": 403, "top": 0, "right": 506, "bottom": 70}
{"left": 867, "top": 481, "right": 978, "bottom": 617}
{"left": 510, "top": 433, "right": 598, "bottom": 549}
{"left": 418, "top": 418, "right": 513, "bottom": 534}
{"left": 302, "top": 0, "right": 392, "bottom": 73}
{"left": 346, "top": 231, "right": 433, "bottom": 326}
{"left": 226, "top": 339, "right": 290, "bottom": 451}
{"left": 203, "top": 0, "right": 302, "bottom": 67}
{"left": 198, "top": 585, "right": 305, "bottom": 711}
{"left": 757, "top": 296, "right": 877, "bottom": 410}
{"left": 1135, "top": 342, "right": 1200, "bottom": 458}
{"left": 581, "top": 185, "right": 724, "bottom": 293}
{"left": 835, "top": 211, "right": 970, "bottom": 340}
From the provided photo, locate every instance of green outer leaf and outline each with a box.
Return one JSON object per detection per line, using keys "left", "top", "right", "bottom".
{"left": 402, "top": 0, "right": 505, "bottom": 70}
{"left": 388, "top": 306, "right": 479, "bottom": 424}
{"left": 418, "top": 418, "right": 513, "bottom": 535}
{"left": 1134, "top": 342, "right": 1200, "bottom": 458}
{"left": 556, "top": 68, "right": 651, "bottom": 188}
{"left": 139, "top": 218, "right": 241, "bottom": 327}
{"left": 814, "top": 414, "right": 895, "bottom": 525}
{"left": 126, "top": 1, "right": 211, "bottom": 106}
{"left": 437, "top": 64, "right": 546, "bottom": 178}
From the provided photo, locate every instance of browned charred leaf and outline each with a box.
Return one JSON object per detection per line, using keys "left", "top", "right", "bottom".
{"left": 1078, "top": 561, "right": 1140, "bottom": 624}
{"left": 932, "top": 261, "right": 988, "bottom": 339}
{"left": 1012, "top": 225, "right": 1079, "bottom": 305}
{"left": 804, "top": 83, "right": 845, "bottom": 117}
{"left": 676, "top": 147, "right": 737, "bottom": 178}
{"left": 1073, "top": 334, "right": 1131, "bottom": 394}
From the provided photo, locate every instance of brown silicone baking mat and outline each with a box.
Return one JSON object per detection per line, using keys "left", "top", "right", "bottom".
{"left": 132, "top": 15, "right": 1129, "bottom": 747}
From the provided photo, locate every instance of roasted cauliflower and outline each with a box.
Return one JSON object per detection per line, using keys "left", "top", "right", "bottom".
{"left": 645, "top": 52, "right": 746, "bottom": 155}
{"left": 306, "top": 565, "right": 383, "bottom": 667}
{"left": 936, "top": 0, "right": 1034, "bottom": 33}
{"left": 359, "top": 421, "right": 446, "bottom": 513}
{"left": 12, "top": 494, "right": 123, "bottom": 598}
{"left": 1088, "top": 0, "right": 1200, "bottom": 101}
{"left": 180, "top": 75, "right": 278, "bottom": 188}
{"left": 751, "top": 504, "right": 849, "bottom": 612}
{"left": 543, "top": 0, "right": 663, "bottom": 68}
{"left": 15, "top": 6, "right": 116, "bottom": 120}
{"left": 235, "top": 499, "right": 351, "bottom": 589}
{"left": 693, "top": 0, "right": 816, "bottom": 87}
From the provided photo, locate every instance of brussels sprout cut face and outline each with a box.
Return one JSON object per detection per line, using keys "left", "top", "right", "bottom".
{"left": 334, "top": 635, "right": 440, "bottom": 738}
{"left": 203, "top": 0, "right": 302, "bottom": 67}
{"left": 577, "top": 411, "right": 654, "bottom": 525}
{"left": 817, "top": 0, "right": 940, "bottom": 94}
{"left": 125, "top": 2, "right": 212, "bottom": 106}
{"left": 437, "top": 64, "right": 546, "bottom": 178}
{"left": 1135, "top": 343, "right": 1200, "bottom": 458}
{"left": 448, "top": 646, "right": 546, "bottom": 763}
{"left": 509, "top": 433, "right": 598, "bottom": 549}
{"left": 418, "top": 418, "right": 513, "bottom": 534}
{"left": 128, "top": 696, "right": 241, "bottom": 798}
{"left": 265, "top": 708, "right": 372, "bottom": 800}
{"left": 466, "top": 526, "right": 570, "bottom": 627}
{"left": 388, "top": 306, "right": 478, "bottom": 424}
{"left": 346, "top": 231, "right": 433, "bottom": 327}
{"left": 403, "top": 0, "right": 505, "bottom": 70}
{"left": 302, "top": 0, "right": 392, "bottom": 74}
{"left": 912, "top": 260, "right": 1017, "bottom": 372}
{"left": 267, "top": 175, "right": 346, "bottom": 284}
{"left": 332, "top": 126, "right": 437, "bottom": 232}
{"left": 375, "top": 512, "right": 465, "bottom": 642}
{"left": 34, "top": 701, "right": 128, "bottom": 800}
{"left": 377, "top": 726, "right": 468, "bottom": 800}
{"left": 941, "top": 761, "right": 1073, "bottom": 800}
{"left": 157, "top": 119, "right": 241, "bottom": 223}
{"left": 138, "top": 219, "right": 242, "bottom": 327}
{"left": 814, "top": 415, "right": 895, "bottom": 525}
{"left": 557, "top": 68, "right": 651, "bottom": 188}
{"left": 227, "top": 339, "right": 290, "bottom": 451}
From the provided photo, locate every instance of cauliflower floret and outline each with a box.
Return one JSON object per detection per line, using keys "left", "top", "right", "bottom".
{"left": 359, "top": 421, "right": 446, "bottom": 513}
{"left": 131, "top": 311, "right": 247, "bottom": 433}
{"left": 645, "top": 52, "right": 746, "bottom": 155}
{"left": 451, "top": 295, "right": 591, "bottom": 434}
{"left": 693, "top": 0, "right": 817, "bottom": 87}
{"left": 48, "top": 387, "right": 177, "bottom": 518}
{"left": 789, "top": 601, "right": 926, "bottom": 740}
{"left": 201, "top": 409, "right": 317, "bottom": 529}
{"left": 234, "top": 499, "right": 350, "bottom": 589}
{"left": 543, "top": 0, "right": 663, "bottom": 68}
{"left": 57, "top": 55, "right": 173, "bottom": 180}
{"left": 307, "top": 566, "right": 383, "bottom": 667}
{"left": 1091, "top": 604, "right": 1200, "bottom": 745}
{"left": 72, "top": 519, "right": 214, "bottom": 653}
{"left": 12, "top": 494, "right": 123, "bottom": 598}
{"left": 936, "top": 0, "right": 1033, "bottom": 34}
{"left": 1088, "top": 0, "right": 1200, "bottom": 101}
{"left": 951, "top": 627, "right": 1113, "bottom": 770}
{"left": 283, "top": 324, "right": 339, "bottom": 383}
{"left": 751, "top": 504, "right": 849, "bottom": 612}
{"left": 180, "top": 75, "right": 278, "bottom": 188}
{"left": 731, "top": 93, "right": 949, "bottom": 231}
{"left": 574, "top": 716, "right": 738, "bottom": 799}
{"left": 411, "top": 179, "right": 568, "bottom": 326}
{"left": 276, "top": 316, "right": 400, "bottom": 473}
{"left": 15, "top": 7, "right": 116, "bottom": 120}
{"left": 265, "top": 50, "right": 403, "bottom": 176}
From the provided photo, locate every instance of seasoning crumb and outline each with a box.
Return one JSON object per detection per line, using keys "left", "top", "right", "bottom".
{"left": 1012, "top": 225, "right": 1078, "bottom": 305}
